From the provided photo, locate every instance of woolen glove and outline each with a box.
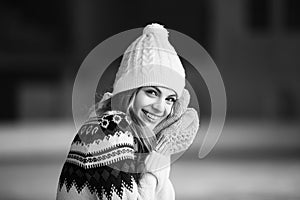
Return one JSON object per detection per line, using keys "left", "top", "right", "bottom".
{"left": 153, "top": 89, "right": 199, "bottom": 155}
{"left": 154, "top": 89, "right": 190, "bottom": 135}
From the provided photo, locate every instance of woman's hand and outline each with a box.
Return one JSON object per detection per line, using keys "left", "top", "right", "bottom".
{"left": 153, "top": 89, "right": 190, "bottom": 135}
{"left": 153, "top": 89, "right": 199, "bottom": 155}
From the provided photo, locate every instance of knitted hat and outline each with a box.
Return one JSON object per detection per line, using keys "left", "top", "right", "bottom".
{"left": 112, "top": 23, "right": 186, "bottom": 97}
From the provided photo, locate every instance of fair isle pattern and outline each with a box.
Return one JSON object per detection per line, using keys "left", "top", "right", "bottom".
{"left": 70, "top": 130, "right": 134, "bottom": 157}
{"left": 67, "top": 147, "right": 134, "bottom": 169}
{"left": 57, "top": 111, "right": 137, "bottom": 200}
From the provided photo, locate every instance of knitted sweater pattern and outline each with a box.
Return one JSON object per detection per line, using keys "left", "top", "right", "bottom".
{"left": 57, "top": 110, "right": 138, "bottom": 200}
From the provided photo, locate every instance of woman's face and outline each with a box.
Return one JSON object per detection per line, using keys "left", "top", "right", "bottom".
{"left": 133, "top": 86, "right": 177, "bottom": 130}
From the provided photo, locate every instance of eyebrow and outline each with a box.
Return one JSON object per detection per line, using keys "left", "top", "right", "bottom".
{"left": 150, "top": 86, "right": 177, "bottom": 98}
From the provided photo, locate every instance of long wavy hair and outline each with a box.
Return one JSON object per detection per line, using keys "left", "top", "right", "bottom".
{"left": 90, "top": 88, "right": 157, "bottom": 184}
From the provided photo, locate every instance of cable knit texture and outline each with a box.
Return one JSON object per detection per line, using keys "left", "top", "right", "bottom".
{"left": 113, "top": 23, "right": 185, "bottom": 97}
{"left": 154, "top": 89, "right": 199, "bottom": 154}
{"left": 56, "top": 110, "right": 174, "bottom": 200}
{"left": 158, "top": 108, "right": 199, "bottom": 154}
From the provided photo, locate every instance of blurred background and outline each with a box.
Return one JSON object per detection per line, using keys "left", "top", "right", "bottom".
{"left": 0, "top": 0, "right": 300, "bottom": 199}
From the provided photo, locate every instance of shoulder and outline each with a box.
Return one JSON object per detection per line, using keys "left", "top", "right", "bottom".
{"left": 77, "top": 110, "right": 132, "bottom": 143}
{"left": 57, "top": 110, "right": 138, "bottom": 199}
{"left": 68, "top": 110, "right": 135, "bottom": 168}
{"left": 94, "top": 110, "right": 132, "bottom": 133}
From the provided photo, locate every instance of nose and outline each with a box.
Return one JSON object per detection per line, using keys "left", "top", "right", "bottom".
{"left": 152, "top": 98, "right": 165, "bottom": 113}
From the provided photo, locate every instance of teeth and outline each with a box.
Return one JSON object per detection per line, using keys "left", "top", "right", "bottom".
{"left": 146, "top": 112, "right": 158, "bottom": 121}
{"left": 143, "top": 110, "right": 160, "bottom": 122}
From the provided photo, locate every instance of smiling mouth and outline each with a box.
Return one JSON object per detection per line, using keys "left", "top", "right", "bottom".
{"left": 142, "top": 109, "right": 162, "bottom": 123}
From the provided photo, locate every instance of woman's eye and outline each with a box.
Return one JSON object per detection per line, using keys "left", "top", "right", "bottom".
{"left": 145, "top": 90, "right": 158, "bottom": 96}
{"left": 166, "top": 97, "right": 176, "bottom": 104}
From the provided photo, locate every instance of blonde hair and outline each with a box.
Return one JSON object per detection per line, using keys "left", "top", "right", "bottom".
{"left": 92, "top": 88, "right": 156, "bottom": 153}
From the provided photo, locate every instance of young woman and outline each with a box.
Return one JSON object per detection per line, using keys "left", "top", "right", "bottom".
{"left": 56, "top": 23, "right": 199, "bottom": 200}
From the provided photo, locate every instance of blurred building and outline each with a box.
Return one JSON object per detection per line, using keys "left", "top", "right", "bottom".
{"left": 1, "top": 1, "right": 300, "bottom": 200}
{"left": 0, "top": 0, "right": 299, "bottom": 122}
{"left": 214, "top": 0, "right": 300, "bottom": 120}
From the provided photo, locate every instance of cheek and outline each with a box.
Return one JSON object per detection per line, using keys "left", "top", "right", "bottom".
{"left": 165, "top": 104, "right": 173, "bottom": 116}
{"left": 133, "top": 93, "right": 146, "bottom": 112}
{"left": 134, "top": 94, "right": 153, "bottom": 110}
{"left": 157, "top": 105, "right": 173, "bottom": 124}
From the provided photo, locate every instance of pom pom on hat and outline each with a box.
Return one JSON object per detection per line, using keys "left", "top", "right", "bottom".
{"left": 112, "top": 23, "right": 186, "bottom": 97}
{"left": 143, "top": 23, "right": 169, "bottom": 39}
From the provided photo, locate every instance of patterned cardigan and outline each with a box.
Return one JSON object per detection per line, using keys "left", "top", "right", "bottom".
{"left": 56, "top": 110, "right": 174, "bottom": 200}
